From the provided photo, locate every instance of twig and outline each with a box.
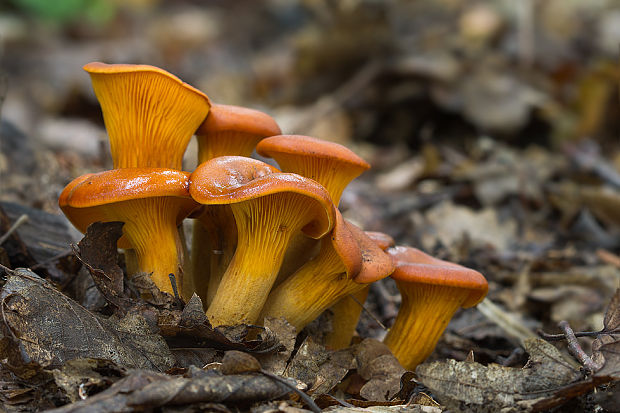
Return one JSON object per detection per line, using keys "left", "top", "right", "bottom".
{"left": 557, "top": 320, "right": 599, "bottom": 371}
{"left": 259, "top": 369, "right": 321, "bottom": 413}
{"left": 0, "top": 214, "right": 28, "bottom": 245}
{"left": 349, "top": 293, "right": 387, "bottom": 331}
{"left": 538, "top": 330, "right": 600, "bottom": 341}
{"left": 168, "top": 273, "right": 180, "bottom": 300}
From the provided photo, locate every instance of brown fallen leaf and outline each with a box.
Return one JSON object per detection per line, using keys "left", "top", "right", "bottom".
{"left": 416, "top": 338, "right": 583, "bottom": 412}
{"left": 0, "top": 268, "right": 174, "bottom": 371}
{"left": 592, "top": 288, "right": 620, "bottom": 379}
{"left": 52, "top": 358, "right": 126, "bottom": 403}
{"left": 282, "top": 335, "right": 354, "bottom": 399}
{"left": 355, "top": 339, "right": 405, "bottom": 402}
{"left": 45, "top": 366, "right": 297, "bottom": 412}
{"left": 257, "top": 317, "right": 297, "bottom": 375}
{"left": 72, "top": 221, "right": 132, "bottom": 312}
{"left": 159, "top": 294, "right": 282, "bottom": 360}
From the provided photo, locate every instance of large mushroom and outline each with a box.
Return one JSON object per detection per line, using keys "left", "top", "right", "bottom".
{"left": 84, "top": 62, "right": 211, "bottom": 169}
{"left": 261, "top": 217, "right": 394, "bottom": 332}
{"left": 189, "top": 156, "right": 335, "bottom": 326}
{"left": 383, "top": 246, "right": 488, "bottom": 370}
{"left": 324, "top": 230, "right": 395, "bottom": 350}
{"left": 59, "top": 168, "right": 198, "bottom": 297}
{"left": 189, "top": 104, "right": 281, "bottom": 306}
{"left": 256, "top": 135, "right": 370, "bottom": 280}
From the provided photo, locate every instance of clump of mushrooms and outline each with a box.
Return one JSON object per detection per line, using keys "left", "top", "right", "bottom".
{"left": 58, "top": 62, "right": 489, "bottom": 374}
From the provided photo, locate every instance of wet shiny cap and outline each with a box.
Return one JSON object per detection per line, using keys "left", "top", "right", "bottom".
{"left": 387, "top": 246, "right": 488, "bottom": 307}
{"left": 190, "top": 156, "right": 335, "bottom": 239}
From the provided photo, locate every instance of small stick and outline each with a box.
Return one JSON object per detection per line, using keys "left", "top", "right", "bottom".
{"left": 168, "top": 273, "right": 180, "bottom": 300}
{"left": 0, "top": 214, "right": 28, "bottom": 245}
{"left": 558, "top": 320, "right": 598, "bottom": 371}
{"left": 349, "top": 293, "right": 387, "bottom": 331}
{"left": 259, "top": 369, "right": 321, "bottom": 413}
{"left": 538, "top": 329, "right": 600, "bottom": 341}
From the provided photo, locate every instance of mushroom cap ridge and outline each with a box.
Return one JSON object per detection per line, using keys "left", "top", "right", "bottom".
{"left": 345, "top": 222, "right": 395, "bottom": 284}
{"left": 83, "top": 62, "right": 210, "bottom": 102}
{"left": 364, "top": 231, "right": 395, "bottom": 251}
{"left": 190, "top": 156, "right": 335, "bottom": 239}
{"left": 387, "top": 246, "right": 488, "bottom": 308}
{"left": 197, "top": 103, "right": 281, "bottom": 137}
{"left": 330, "top": 209, "right": 363, "bottom": 278}
{"left": 257, "top": 135, "right": 370, "bottom": 169}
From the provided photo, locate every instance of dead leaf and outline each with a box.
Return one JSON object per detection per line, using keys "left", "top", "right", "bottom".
{"left": 73, "top": 222, "right": 132, "bottom": 311}
{"left": 52, "top": 358, "right": 125, "bottom": 403}
{"left": 258, "top": 317, "right": 298, "bottom": 375}
{"left": 593, "top": 288, "right": 620, "bottom": 379}
{"left": 416, "top": 338, "right": 583, "bottom": 412}
{"left": 353, "top": 339, "right": 405, "bottom": 402}
{"left": 0, "top": 268, "right": 174, "bottom": 371}
{"left": 159, "top": 294, "right": 282, "bottom": 358}
{"left": 45, "top": 366, "right": 297, "bottom": 412}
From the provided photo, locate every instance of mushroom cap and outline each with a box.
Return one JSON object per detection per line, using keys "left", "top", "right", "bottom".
{"left": 257, "top": 135, "right": 370, "bottom": 171}
{"left": 83, "top": 62, "right": 210, "bottom": 169}
{"left": 330, "top": 210, "right": 363, "bottom": 278}
{"left": 345, "top": 222, "right": 395, "bottom": 284}
{"left": 190, "top": 156, "right": 335, "bottom": 239}
{"left": 256, "top": 135, "right": 370, "bottom": 206}
{"left": 364, "top": 231, "right": 395, "bottom": 251}
{"left": 59, "top": 168, "right": 197, "bottom": 248}
{"left": 387, "top": 246, "right": 488, "bottom": 308}
{"left": 197, "top": 103, "right": 281, "bottom": 138}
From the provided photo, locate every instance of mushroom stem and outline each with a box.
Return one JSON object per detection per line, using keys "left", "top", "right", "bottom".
{"left": 103, "top": 197, "right": 185, "bottom": 296}
{"left": 206, "top": 193, "right": 319, "bottom": 326}
{"left": 383, "top": 283, "right": 465, "bottom": 371}
{"left": 190, "top": 205, "right": 237, "bottom": 306}
{"left": 324, "top": 287, "right": 370, "bottom": 350}
{"left": 261, "top": 246, "right": 363, "bottom": 331}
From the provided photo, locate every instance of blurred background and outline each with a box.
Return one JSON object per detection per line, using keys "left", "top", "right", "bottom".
{"left": 2, "top": 0, "right": 620, "bottom": 357}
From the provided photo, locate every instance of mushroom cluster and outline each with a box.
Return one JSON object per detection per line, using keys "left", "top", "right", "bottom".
{"left": 59, "top": 62, "right": 488, "bottom": 371}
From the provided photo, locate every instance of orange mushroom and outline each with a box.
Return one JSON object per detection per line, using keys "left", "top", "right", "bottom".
{"left": 256, "top": 135, "right": 370, "bottom": 207}
{"left": 189, "top": 104, "right": 281, "bottom": 306}
{"left": 383, "top": 246, "right": 488, "bottom": 370}
{"left": 324, "top": 230, "right": 395, "bottom": 350}
{"left": 196, "top": 103, "right": 281, "bottom": 161}
{"left": 84, "top": 62, "right": 210, "bottom": 169}
{"left": 261, "top": 217, "right": 394, "bottom": 332}
{"left": 189, "top": 156, "right": 335, "bottom": 326}
{"left": 59, "top": 168, "right": 198, "bottom": 296}
{"left": 256, "top": 135, "right": 371, "bottom": 281}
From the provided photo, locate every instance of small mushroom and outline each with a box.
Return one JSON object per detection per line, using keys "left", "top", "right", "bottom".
{"left": 261, "top": 216, "right": 394, "bottom": 332}
{"left": 196, "top": 103, "right": 281, "bottom": 161}
{"left": 256, "top": 134, "right": 371, "bottom": 281}
{"left": 324, "top": 230, "right": 395, "bottom": 350}
{"left": 84, "top": 62, "right": 210, "bottom": 169}
{"left": 383, "top": 246, "right": 488, "bottom": 371}
{"left": 59, "top": 168, "right": 198, "bottom": 297}
{"left": 189, "top": 156, "right": 335, "bottom": 326}
{"left": 189, "top": 104, "right": 281, "bottom": 306}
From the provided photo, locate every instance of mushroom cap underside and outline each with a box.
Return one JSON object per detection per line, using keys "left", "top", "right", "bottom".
{"left": 257, "top": 135, "right": 370, "bottom": 170}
